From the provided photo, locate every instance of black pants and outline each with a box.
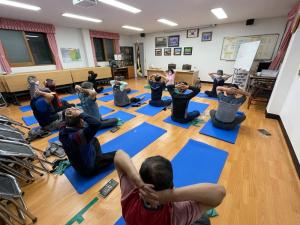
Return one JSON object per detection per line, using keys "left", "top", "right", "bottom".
{"left": 210, "top": 109, "right": 246, "bottom": 130}
{"left": 172, "top": 110, "right": 200, "bottom": 124}
{"left": 205, "top": 78, "right": 225, "bottom": 97}
{"left": 99, "top": 118, "right": 118, "bottom": 129}
{"left": 149, "top": 99, "right": 172, "bottom": 107}
{"left": 82, "top": 138, "right": 116, "bottom": 177}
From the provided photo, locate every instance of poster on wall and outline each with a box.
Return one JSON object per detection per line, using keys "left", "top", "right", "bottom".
{"left": 155, "top": 37, "right": 167, "bottom": 47}
{"left": 183, "top": 47, "right": 193, "bottom": 55}
{"left": 60, "top": 48, "right": 81, "bottom": 63}
{"left": 174, "top": 48, "right": 182, "bottom": 56}
{"left": 164, "top": 48, "right": 172, "bottom": 56}
{"left": 168, "top": 35, "right": 180, "bottom": 47}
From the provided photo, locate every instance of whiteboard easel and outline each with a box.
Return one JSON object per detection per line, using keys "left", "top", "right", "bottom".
{"left": 232, "top": 41, "right": 260, "bottom": 90}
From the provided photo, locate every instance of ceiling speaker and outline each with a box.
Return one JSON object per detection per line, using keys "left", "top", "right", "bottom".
{"left": 246, "top": 19, "right": 255, "bottom": 26}
{"left": 140, "top": 33, "right": 146, "bottom": 38}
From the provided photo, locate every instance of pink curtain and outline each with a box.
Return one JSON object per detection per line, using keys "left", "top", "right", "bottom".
{"left": 0, "top": 40, "right": 11, "bottom": 74}
{"left": 269, "top": 1, "right": 300, "bottom": 70}
{"left": 90, "top": 37, "right": 98, "bottom": 66}
{"left": 0, "top": 17, "right": 62, "bottom": 70}
{"left": 0, "top": 17, "right": 55, "bottom": 33}
{"left": 89, "top": 29, "right": 120, "bottom": 64}
{"left": 46, "top": 33, "right": 62, "bottom": 70}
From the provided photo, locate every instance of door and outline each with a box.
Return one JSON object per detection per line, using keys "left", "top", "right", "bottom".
{"left": 134, "top": 42, "right": 145, "bottom": 77}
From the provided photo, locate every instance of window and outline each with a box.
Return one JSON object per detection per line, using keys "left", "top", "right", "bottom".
{"left": 93, "top": 38, "right": 115, "bottom": 62}
{"left": 0, "top": 29, "right": 53, "bottom": 67}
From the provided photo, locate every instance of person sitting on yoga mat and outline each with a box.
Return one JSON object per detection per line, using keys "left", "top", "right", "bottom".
{"left": 88, "top": 70, "right": 104, "bottom": 93}
{"left": 110, "top": 77, "right": 143, "bottom": 107}
{"left": 148, "top": 74, "right": 172, "bottom": 107}
{"left": 210, "top": 85, "right": 249, "bottom": 130}
{"left": 166, "top": 69, "right": 176, "bottom": 86}
{"left": 59, "top": 107, "right": 118, "bottom": 176}
{"left": 75, "top": 82, "right": 118, "bottom": 128}
{"left": 44, "top": 79, "right": 75, "bottom": 112}
{"left": 167, "top": 83, "right": 200, "bottom": 123}
{"left": 204, "top": 70, "right": 232, "bottom": 98}
{"left": 30, "top": 89, "right": 64, "bottom": 131}
{"left": 114, "top": 151, "right": 226, "bottom": 225}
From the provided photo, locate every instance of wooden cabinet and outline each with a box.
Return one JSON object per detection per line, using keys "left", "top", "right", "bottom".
{"left": 127, "top": 66, "right": 135, "bottom": 78}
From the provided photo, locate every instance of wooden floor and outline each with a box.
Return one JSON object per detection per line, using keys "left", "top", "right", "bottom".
{"left": 1, "top": 78, "right": 299, "bottom": 225}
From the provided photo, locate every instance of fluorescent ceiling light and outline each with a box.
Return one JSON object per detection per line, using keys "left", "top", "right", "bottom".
{"left": 211, "top": 8, "right": 228, "bottom": 19}
{"left": 0, "top": 0, "right": 40, "bottom": 11}
{"left": 98, "top": 0, "right": 141, "bottom": 14}
{"left": 122, "top": 25, "right": 143, "bottom": 31}
{"left": 62, "top": 13, "right": 102, "bottom": 23}
{"left": 157, "top": 19, "right": 178, "bottom": 27}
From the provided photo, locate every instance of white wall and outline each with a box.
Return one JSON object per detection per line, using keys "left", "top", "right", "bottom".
{"left": 267, "top": 28, "right": 300, "bottom": 163}
{"left": 55, "top": 26, "right": 88, "bottom": 69}
{"left": 133, "top": 17, "right": 286, "bottom": 81}
{"left": 120, "top": 34, "right": 134, "bottom": 47}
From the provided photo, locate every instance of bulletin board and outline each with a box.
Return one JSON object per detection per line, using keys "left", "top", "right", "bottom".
{"left": 220, "top": 34, "right": 279, "bottom": 61}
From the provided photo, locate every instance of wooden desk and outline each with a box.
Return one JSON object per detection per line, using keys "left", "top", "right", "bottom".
{"left": 1, "top": 70, "right": 73, "bottom": 93}
{"left": 146, "top": 69, "right": 199, "bottom": 85}
{"left": 70, "top": 67, "right": 112, "bottom": 83}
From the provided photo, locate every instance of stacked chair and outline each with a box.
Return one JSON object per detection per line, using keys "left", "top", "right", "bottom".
{"left": 0, "top": 173, "right": 37, "bottom": 224}
{"left": 0, "top": 115, "right": 52, "bottom": 224}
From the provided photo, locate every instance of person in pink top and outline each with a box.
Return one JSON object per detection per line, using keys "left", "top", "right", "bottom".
{"left": 166, "top": 69, "right": 176, "bottom": 86}
{"left": 114, "top": 150, "right": 226, "bottom": 225}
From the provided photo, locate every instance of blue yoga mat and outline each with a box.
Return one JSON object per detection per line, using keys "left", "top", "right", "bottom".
{"left": 196, "top": 92, "right": 218, "bottom": 101}
{"left": 61, "top": 95, "right": 78, "bottom": 101}
{"left": 163, "top": 102, "right": 209, "bottom": 129}
{"left": 95, "top": 111, "right": 136, "bottom": 136}
{"left": 135, "top": 96, "right": 171, "bottom": 116}
{"left": 64, "top": 122, "right": 167, "bottom": 194}
{"left": 98, "top": 90, "right": 139, "bottom": 102}
{"left": 99, "top": 105, "right": 114, "bottom": 115}
{"left": 114, "top": 139, "right": 228, "bottom": 225}
{"left": 22, "top": 115, "right": 37, "bottom": 126}
{"left": 19, "top": 105, "right": 32, "bottom": 112}
{"left": 199, "top": 119, "right": 241, "bottom": 144}
{"left": 102, "top": 87, "right": 113, "bottom": 93}
{"left": 97, "top": 94, "right": 114, "bottom": 102}
{"left": 123, "top": 93, "right": 151, "bottom": 109}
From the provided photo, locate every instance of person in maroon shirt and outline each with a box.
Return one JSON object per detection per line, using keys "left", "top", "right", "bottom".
{"left": 114, "top": 150, "right": 226, "bottom": 225}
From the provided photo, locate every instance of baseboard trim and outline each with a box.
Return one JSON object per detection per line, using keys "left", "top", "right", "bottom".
{"left": 265, "top": 110, "right": 300, "bottom": 178}
{"left": 265, "top": 110, "right": 280, "bottom": 119}
{"left": 200, "top": 81, "right": 213, "bottom": 84}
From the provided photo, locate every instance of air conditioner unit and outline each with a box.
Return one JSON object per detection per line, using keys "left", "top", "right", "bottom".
{"left": 73, "top": 0, "right": 97, "bottom": 8}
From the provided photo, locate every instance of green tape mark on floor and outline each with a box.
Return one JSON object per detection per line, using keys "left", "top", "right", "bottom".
{"left": 66, "top": 197, "right": 99, "bottom": 225}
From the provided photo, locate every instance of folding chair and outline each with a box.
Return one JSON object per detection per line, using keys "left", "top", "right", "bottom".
{"left": 0, "top": 139, "right": 52, "bottom": 183}
{"left": 0, "top": 173, "right": 37, "bottom": 224}
{"left": 0, "top": 128, "right": 26, "bottom": 143}
{"left": 0, "top": 115, "right": 30, "bottom": 130}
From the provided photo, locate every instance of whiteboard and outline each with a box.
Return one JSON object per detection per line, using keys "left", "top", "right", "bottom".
{"left": 220, "top": 34, "right": 279, "bottom": 60}
{"left": 234, "top": 41, "right": 260, "bottom": 71}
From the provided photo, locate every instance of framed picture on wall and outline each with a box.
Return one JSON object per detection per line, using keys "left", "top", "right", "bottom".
{"left": 164, "top": 48, "right": 172, "bottom": 56}
{"left": 155, "top": 49, "right": 162, "bottom": 56}
{"left": 168, "top": 35, "right": 180, "bottom": 47}
{"left": 187, "top": 29, "right": 199, "bottom": 38}
{"left": 202, "top": 32, "right": 213, "bottom": 41}
{"left": 183, "top": 47, "right": 193, "bottom": 55}
{"left": 155, "top": 37, "right": 167, "bottom": 47}
{"left": 173, "top": 48, "right": 182, "bottom": 56}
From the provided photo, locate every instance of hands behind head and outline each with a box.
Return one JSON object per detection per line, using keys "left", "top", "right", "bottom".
{"left": 75, "top": 85, "right": 82, "bottom": 92}
{"left": 138, "top": 183, "right": 160, "bottom": 208}
{"left": 175, "top": 83, "right": 188, "bottom": 90}
{"left": 65, "top": 107, "right": 82, "bottom": 118}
